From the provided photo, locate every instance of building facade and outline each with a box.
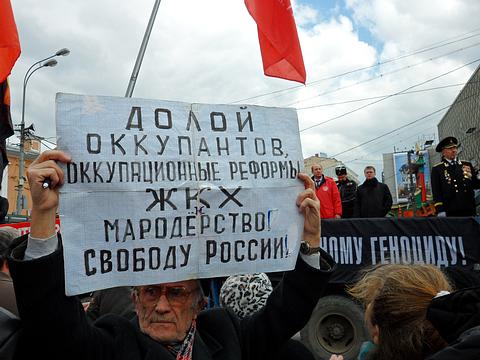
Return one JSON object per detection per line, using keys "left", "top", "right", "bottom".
{"left": 1, "top": 140, "right": 41, "bottom": 216}
{"left": 437, "top": 64, "right": 480, "bottom": 167}
{"left": 304, "top": 154, "right": 359, "bottom": 183}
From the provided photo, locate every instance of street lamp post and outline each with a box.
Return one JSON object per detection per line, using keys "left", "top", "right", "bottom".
{"left": 125, "top": 0, "right": 162, "bottom": 97}
{"left": 14, "top": 48, "right": 70, "bottom": 216}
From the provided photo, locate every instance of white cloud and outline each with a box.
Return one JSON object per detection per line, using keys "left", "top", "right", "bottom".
{"left": 7, "top": 0, "right": 480, "bottom": 180}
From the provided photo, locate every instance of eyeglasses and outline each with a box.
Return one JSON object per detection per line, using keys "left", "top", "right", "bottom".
{"left": 138, "top": 285, "right": 198, "bottom": 306}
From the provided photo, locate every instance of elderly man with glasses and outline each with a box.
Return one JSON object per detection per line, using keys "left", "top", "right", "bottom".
{"left": 7, "top": 150, "right": 336, "bottom": 360}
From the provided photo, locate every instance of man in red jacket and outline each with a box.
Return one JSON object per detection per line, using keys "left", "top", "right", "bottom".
{"left": 311, "top": 164, "right": 342, "bottom": 219}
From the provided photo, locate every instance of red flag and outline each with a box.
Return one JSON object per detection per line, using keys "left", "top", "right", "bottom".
{"left": 245, "top": 0, "right": 306, "bottom": 84}
{"left": 0, "top": 79, "right": 14, "bottom": 141}
{"left": 0, "top": 79, "right": 14, "bottom": 184}
{"left": 0, "top": 0, "right": 21, "bottom": 82}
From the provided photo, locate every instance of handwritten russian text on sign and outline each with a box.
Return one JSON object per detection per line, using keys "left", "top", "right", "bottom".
{"left": 56, "top": 93, "right": 304, "bottom": 295}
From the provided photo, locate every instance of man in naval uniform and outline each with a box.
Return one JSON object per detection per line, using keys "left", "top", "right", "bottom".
{"left": 431, "top": 136, "right": 480, "bottom": 217}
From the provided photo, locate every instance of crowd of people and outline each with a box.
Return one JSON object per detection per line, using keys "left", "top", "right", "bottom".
{"left": 2, "top": 150, "right": 337, "bottom": 360}
{"left": 311, "top": 136, "right": 480, "bottom": 219}
{"left": 311, "top": 163, "right": 393, "bottom": 219}
{"left": 0, "top": 135, "right": 479, "bottom": 360}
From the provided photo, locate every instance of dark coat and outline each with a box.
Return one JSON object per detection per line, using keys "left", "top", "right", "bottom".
{"left": 426, "top": 286, "right": 480, "bottom": 359}
{"left": 353, "top": 178, "right": 392, "bottom": 218}
{"left": 0, "top": 272, "right": 17, "bottom": 317}
{"left": 280, "top": 339, "right": 315, "bottom": 360}
{"left": 86, "top": 286, "right": 136, "bottom": 322}
{"left": 9, "top": 236, "right": 335, "bottom": 360}
{"left": 426, "top": 326, "right": 480, "bottom": 360}
{"left": 335, "top": 178, "right": 357, "bottom": 218}
{"left": 0, "top": 197, "right": 8, "bottom": 224}
{"left": 0, "top": 307, "right": 21, "bottom": 360}
{"left": 431, "top": 159, "right": 480, "bottom": 216}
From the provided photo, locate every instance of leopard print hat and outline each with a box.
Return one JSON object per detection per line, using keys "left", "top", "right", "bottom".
{"left": 219, "top": 273, "right": 273, "bottom": 319}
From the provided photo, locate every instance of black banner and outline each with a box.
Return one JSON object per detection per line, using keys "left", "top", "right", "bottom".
{"left": 320, "top": 217, "right": 480, "bottom": 284}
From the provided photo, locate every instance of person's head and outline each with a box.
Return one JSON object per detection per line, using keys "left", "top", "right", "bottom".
{"left": 436, "top": 136, "right": 459, "bottom": 160}
{"left": 348, "top": 264, "right": 451, "bottom": 359}
{"left": 132, "top": 280, "right": 206, "bottom": 343}
{"left": 364, "top": 166, "right": 376, "bottom": 180}
{"left": 0, "top": 227, "right": 20, "bottom": 274}
{"left": 441, "top": 146, "right": 458, "bottom": 161}
{"left": 219, "top": 273, "right": 273, "bottom": 318}
{"left": 311, "top": 164, "right": 323, "bottom": 179}
{"left": 335, "top": 165, "right": 347, "bottom": 181}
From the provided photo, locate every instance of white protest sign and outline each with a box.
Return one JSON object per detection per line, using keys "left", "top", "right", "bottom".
{"left": 56, "top": 93, "right": 304, "bottom": 295}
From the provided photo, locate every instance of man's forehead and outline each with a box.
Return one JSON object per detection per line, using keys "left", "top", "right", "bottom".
{"left": 150, "top": 279, "right": 199, "bottom": 288}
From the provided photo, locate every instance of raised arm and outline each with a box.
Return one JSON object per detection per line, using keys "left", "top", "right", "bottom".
{"left": 232, "top": 173, "right": 335, "bottom": 360}
{"left": 8, "top": 151, "right": 124, "bottom": 359}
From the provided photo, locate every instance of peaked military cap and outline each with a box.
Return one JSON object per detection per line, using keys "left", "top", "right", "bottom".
{"left": 435, "top": 136, "right": 460, "bottom": 152}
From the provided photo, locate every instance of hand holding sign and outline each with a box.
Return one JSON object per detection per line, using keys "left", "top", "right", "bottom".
{"left": 26, "top": 150, "right": 71, "bottom": 238}
{"left": 296, "top": 173, "right": 320, "bottom": 248}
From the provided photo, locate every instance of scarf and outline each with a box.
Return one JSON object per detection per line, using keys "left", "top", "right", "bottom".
{"left": 166, "top": 319, "right": 197, "bottom": 360}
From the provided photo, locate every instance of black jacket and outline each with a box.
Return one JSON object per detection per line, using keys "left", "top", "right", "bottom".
{"left": 335, "top": 178, "right": 357, "bottom": 218}
{"left": 431, "top": 159, "right": 480, "bottom": 216}
{"left": 86, "top": 286, "right": 136, "bottom": 322}
{"left": 9, "top": 235, "right": 335, "bottom": 360}
{"left": 426, "top": 326, "right": 480, "bottom": 360}
{"left": 426, "top": 286, "right": 480, "bottom": 359}
{"left": 0, "top": 307, "right": 20, "bottom": 360}
{"left": 353, "top": 178, "right": 392, "bottom": 218}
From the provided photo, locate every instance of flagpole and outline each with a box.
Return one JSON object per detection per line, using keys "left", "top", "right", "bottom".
{"left": 125, "top": 0, "right": 161, "bottom": 98}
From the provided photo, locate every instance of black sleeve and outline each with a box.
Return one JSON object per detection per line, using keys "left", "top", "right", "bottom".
{"left": 470, "top": 165, "right": 480, "bottom": 190}
{"left": 8, "top": 235, "right": 118, "bottom": 360}
{"left": 238, "top": 251, "right": 336, "bottom": 360}
{"left": 383, "top": 184, "right": 393, "bottom": 216}
{"left": 86, "top": 287, "right": 136, "bottom": 322}
{"left": 425, "top": 328, "right": 480, "bottom": 360}
{"left": 0, "top": 196, "right": 8, "bottom": 221}
{"left": 353, "top": 188, "right": 361, "bottom": 217}
{"left": 431, "top": 166, "right": 445, "bottom": 213}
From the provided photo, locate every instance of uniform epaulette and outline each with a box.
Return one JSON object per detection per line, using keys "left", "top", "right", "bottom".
{"left": 433, "top": 162, "right": 444, "bottom": 167}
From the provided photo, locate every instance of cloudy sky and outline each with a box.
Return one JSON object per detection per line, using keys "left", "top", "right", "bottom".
{"left": 7, "top": 0, "right": 480, "bottom": 180}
